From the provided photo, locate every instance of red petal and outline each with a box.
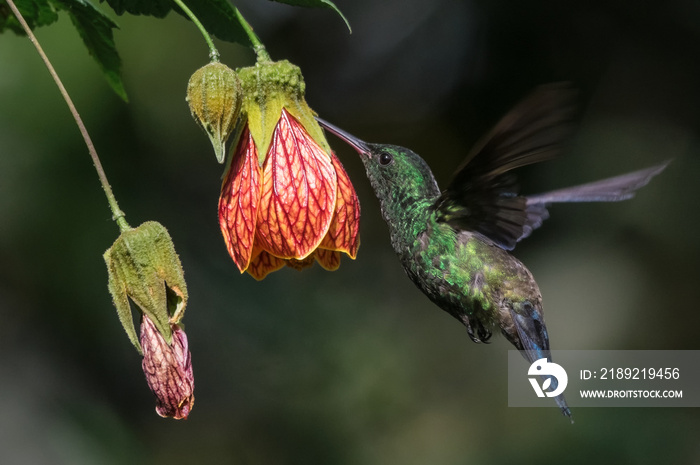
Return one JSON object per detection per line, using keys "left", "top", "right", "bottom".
{"left": 319, "top": 153, "right": 361, "bottom": 258}
{"left": 315, "top": 249, "right": 341, "bottom": 271}
{"left": 218, "top": 126, "right": 262, "bottom": 272}
{"left": 256, "top": 109, "right": 337, "bottom": 259}
{"left": 246, "top": 245, "right": 286, "bottom": 280}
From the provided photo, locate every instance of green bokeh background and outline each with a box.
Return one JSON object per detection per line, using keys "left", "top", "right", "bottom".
{"left": 1, "top": 0, "right": 699, "bottom": 463}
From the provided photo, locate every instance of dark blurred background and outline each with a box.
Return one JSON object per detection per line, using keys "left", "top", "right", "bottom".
{"left": 1, "top": 0, "right": 699, "bottom": 463}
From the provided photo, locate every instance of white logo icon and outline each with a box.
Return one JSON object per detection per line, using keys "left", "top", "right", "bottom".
{"left": 528, "top": 358, "right": 568, "bottom": 397}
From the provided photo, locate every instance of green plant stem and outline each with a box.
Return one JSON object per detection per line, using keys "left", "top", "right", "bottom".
{"left": 234, "top": 7, "right": 271, "bottom": 62}
{"left": 171, "top": 0, "right": 220, "bottom": 62}
{"left": 7, "top": 0, "right": 130, "bottom": 232}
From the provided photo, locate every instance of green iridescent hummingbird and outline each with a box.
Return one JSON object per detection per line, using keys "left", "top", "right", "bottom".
{"left": 318, "top": 84, "right": 668, "bottom": 421}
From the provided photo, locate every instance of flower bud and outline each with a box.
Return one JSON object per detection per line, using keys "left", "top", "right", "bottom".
{"left": 186, "top": 62, "right": 243, "bottom": 163}
{"left": 140, "top": 315, "right": 194, "bottom": 420}
{"left": 104, "top": 221, "right": 188, "bottom": 353}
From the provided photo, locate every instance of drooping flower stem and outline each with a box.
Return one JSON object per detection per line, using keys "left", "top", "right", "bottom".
{"left": 6, "top": 0, "right": 130, "bottom": 233}
{"left": 171, "top": 0, "right": 220, "bottom": 62}
{"left": 233, "top": 7, "right": 272, "bottom": 63}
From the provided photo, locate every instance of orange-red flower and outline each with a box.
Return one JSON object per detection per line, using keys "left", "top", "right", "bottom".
{"left": 219, "top": 109, "right": 359, "bottom": 279}
{"left": 217, "top": 60, "right": 359, "bottom": 280}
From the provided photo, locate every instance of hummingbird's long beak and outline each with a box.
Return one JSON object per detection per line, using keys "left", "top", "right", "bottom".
{"left": 316, "top": 117, "right": 372, "bottom": 158}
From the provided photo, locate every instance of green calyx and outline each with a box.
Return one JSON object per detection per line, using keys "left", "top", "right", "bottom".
{"left": 104, "top": 221, "right": 188, "bottom": 354}
{"left": 187, "top": 62, "right": 243, "bottom": 164}
{"left": 236, "top": 60, "right": 331, "bottom": 165}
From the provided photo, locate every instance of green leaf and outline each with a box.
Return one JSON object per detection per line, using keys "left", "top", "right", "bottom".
{"left": 172, "top": 0, "right": 251, "bottom": 47}
{"left": 99, "top": 0, "right": 172, "bottom": 17}
{"left": 51, "top": 0, "right": 127, "bottom": 101}
{"left": 270, "top": 0, "right": 351, "bottom": 33}
{"left": 101, "top": 0, "right": 252, "bottom": 47}
{"left": 0, "top": 0, "right": 59, "bottom": 34}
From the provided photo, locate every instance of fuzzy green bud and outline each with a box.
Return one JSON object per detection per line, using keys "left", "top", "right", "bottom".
{"left": 186, "top": 62, "right": 243, "bottom": 163}
{"left": 104, "top": 221, "right": 188, "bottom": 353}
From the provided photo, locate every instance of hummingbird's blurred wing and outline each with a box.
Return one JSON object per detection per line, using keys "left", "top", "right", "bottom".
{"left": 435, "top": 84, "right": 577, "bottom": 250}
{"left": 516, "top": 161, "right": 669, "bottom": 242}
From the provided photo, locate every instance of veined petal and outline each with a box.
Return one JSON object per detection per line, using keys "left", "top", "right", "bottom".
{"left": 219, "top": 126, "right": 262, "bottom": 272}
{"left": 140, "top": 316, "right": 194, "bottom": 420}
{"left": 256, "top": 109, "right": 337, "bottom": 259}
{"left": 319, "top": 153, "right": 361, "bottom": 258}
{"left": 315, "top": 249, "right": 341, "bottom": 271}
{"left": 247, "top": 244, "right": 286, "bottom": 280}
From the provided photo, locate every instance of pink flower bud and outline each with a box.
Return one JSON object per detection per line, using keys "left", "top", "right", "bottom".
{"left": 140, "top": 315, "right": 195, "bottom": 419}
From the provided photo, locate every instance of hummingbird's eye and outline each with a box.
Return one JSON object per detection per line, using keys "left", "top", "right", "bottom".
{"left": 378, "top": 152, "right": 393, "bottom": 166}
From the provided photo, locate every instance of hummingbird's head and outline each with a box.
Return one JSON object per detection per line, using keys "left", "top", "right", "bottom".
{"left": 317, "top": 118, "right": 440, "bottom": 207}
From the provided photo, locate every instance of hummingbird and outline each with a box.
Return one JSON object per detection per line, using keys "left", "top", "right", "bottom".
{"left": 317, "top": 84, "right": 668, "bottom": 421}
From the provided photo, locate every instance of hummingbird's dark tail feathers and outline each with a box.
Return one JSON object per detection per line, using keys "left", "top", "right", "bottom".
{"left": 525, "top": 161, "right": 669, "bottom": 205}
{"left": 554, "top": 394, "right": 574, "bottom": 422}
{"left": 509, "top": 302, "right": 574, "bottom": 422}
{"left": 508, "top": 301, "right": 550, "bottom": 363}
